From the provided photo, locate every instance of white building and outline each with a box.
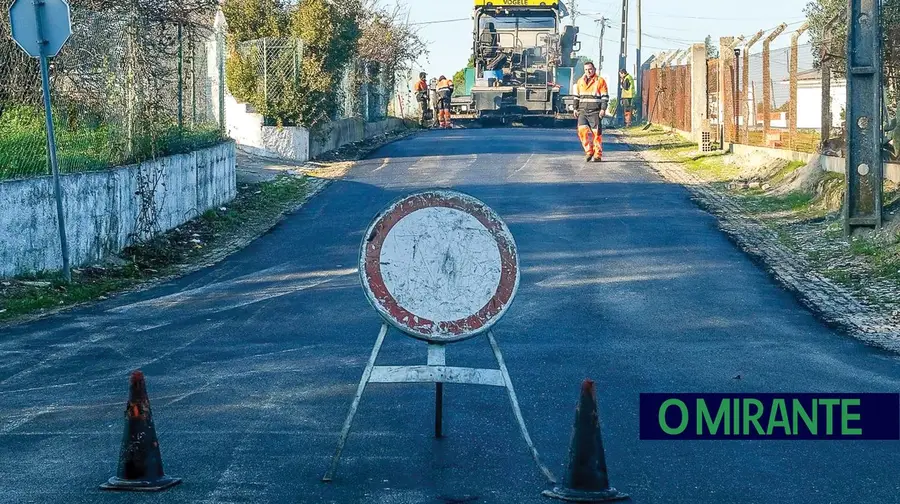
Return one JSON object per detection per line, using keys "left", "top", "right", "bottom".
{"left": 786, "top": 69, "right": 846, "bottom": 129}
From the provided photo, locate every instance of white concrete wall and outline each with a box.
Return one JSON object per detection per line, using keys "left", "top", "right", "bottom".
{"left": 730, "top": 142, "right": 900, "bottom": 183}
{"left": 0, "top": 142, "right": 236, "bottom": 278}
{"left": 226, "top": 94, "right": 264, "bottom": 149}
{"left": 226, "top": 94, "right": 405, "bottom": 162}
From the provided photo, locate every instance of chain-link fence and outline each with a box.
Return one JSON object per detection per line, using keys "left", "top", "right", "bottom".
{"left": 235, "top": 38, "right": 308, "bottom": 123}
{"left": 0, "top": 2, "right": 226, "bottom": 182}
{"left": 229, "top": 36, "right": 392, "bottom": 127}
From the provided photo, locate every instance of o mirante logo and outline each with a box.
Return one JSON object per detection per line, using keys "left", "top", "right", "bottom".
{"left": 639, "top": 393, "right": 900, "bottom": 440}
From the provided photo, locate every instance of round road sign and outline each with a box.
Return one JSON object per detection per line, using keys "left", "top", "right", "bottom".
{"left": 360, "top": 190, "right": 519, "bottom": 343}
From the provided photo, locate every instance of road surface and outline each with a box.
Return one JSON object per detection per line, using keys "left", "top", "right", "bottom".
{"left": 2, "top": 128, "right": 899, "bottom": 503}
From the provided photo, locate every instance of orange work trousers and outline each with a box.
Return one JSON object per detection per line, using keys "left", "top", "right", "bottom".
{"left": 577, "top": 110, "right": 603, "bottom": 157}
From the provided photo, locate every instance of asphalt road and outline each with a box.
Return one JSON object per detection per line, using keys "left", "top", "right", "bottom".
{"left": 2, "top": 128, "right": 900, "bottom": 504}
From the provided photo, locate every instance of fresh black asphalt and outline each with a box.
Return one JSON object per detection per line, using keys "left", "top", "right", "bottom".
{"left": 1, "top": 128, "right": 899, "bottom": 503}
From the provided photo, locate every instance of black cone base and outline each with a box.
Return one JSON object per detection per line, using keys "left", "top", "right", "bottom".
{"left": 542, "top": 486, "right": 629, "bottom": 502}
{"left": 100, "top": 475, "right": 182, "bottom": 492}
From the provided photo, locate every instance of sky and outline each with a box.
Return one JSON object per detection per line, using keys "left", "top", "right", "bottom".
{"left": 387, "top": 0, "right": 814, "bottom": 96}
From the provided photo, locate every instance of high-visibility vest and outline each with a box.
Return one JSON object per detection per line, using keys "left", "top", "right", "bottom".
{"left": 573, "top": 74, "right": 609, "bottom": 110}
{"left": 437, "top": 78, "right": 454, "bottom": 92}
{"left": 414, "top": 79, "right": 428, "bottom": 92}
{"left": 621, "top": 74, "right": 635, "bottom": 99}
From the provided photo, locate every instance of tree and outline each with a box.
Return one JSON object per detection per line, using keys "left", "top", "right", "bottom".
{"left": 704, "top": 35, "right": 719, "bottom": 59}
{"left": 222, "top": 0, "right": 289, "bottom": 42}
{"left": 222, "top": 0, "right": 423, "bottom": 127}
{"left": 805, "top": 0, "right": 899, "bottom": 103}
{"left": 357, "top": 2, "right": 427, "bottom": 99}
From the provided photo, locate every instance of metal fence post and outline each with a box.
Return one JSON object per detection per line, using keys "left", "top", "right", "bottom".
{"left": 189, "top": 32, "right": 196, "bottom": 127}
{"left": 262, "top": 38, "right": 268, "bottom": 115}
{"left": 217, "top": 17, "right": 225, "bottom": 132}
{"left": 177, "top": 23, "right": 183, "bottom": 131}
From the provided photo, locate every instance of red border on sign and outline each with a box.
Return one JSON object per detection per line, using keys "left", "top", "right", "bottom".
{"left": 362, "top": 192, "right": 518, "bottom": 340}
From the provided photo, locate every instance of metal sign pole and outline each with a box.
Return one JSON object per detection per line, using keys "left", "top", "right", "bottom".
{"left": 33, "top": 0, "right": 71, "bottom": 283}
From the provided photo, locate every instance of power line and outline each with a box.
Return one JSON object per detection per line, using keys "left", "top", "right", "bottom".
{"left": 409, "top": 17, "right": 470, "bottom": 26}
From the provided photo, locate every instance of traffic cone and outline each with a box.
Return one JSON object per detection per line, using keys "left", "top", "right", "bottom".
{"left": 100, "top": 370, "right": 181, "bottom": 491}
{"left": 542, "top": 379, "right": 629, "bottom": 502}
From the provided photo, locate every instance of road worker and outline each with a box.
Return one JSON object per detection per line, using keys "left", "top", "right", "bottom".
{"left": 414, "top": 72, "right": 431, "bottom": 127}
{"left": 436, "top": 75, "right": 454, "bottom": 129}
{"left": 572, "top": 61, "right": 609, "bottom": 162}
{"left": 429, "top": 78, "right": 441, "bottom": 128}
{"left": 619, "top": 68, "right": 635, "bottom": 127}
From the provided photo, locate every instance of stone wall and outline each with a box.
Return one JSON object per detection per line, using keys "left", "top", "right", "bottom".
{"left": 0, "top": 142, "right": 236, "bottom": 278}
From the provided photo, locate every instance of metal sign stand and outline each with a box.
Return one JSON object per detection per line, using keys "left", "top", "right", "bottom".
{"left": 322, "top": 323, "right": 556, "bottom": 484}
{"left": 323, "top": 190, "right": 556, "bottom": 485}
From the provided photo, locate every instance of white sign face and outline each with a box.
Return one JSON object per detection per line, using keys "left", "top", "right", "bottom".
{"left": 360, "top": 190, "right": 519, "bottom": 343}
{"left": 9, "top": 0, "right": 72, "bottom": 58}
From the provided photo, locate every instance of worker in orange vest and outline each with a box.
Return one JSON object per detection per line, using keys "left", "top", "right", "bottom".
{"left": 436, "top": 75, "right": 454, "bottom": 129}
{"left": 572, "top": 61, "right": 610, "bottom": 162}
{"left": 414, "top": 72, "right": 431, "bottom": 127}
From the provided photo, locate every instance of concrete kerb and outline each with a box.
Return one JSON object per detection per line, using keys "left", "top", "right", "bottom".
{"left": 618, "top": 132, "right": 900, "bottom": 354}
{"left": 0, "top": 127, "right": 422, "bottom": 330}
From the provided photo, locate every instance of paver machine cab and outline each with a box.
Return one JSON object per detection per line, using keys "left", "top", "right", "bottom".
{"left": 451, "top": 0, "right": 582, "bottom": 123}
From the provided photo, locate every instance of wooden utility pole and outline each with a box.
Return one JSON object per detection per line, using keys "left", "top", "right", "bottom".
{"left": 635, "top": 0, "right": 642, "bottom": 121}
{"left": 596, "top": 16, "right": 608, "bottom": 71}
{"left": 616, "top": 0, "right": 629, "bottom": 125}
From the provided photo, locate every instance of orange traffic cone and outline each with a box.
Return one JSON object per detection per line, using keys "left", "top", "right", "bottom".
{"left": 100, "top": 370, "right": 181, "bottom": 491}
{"left": 542, "top": 379, "right": 629, "bottom": 502}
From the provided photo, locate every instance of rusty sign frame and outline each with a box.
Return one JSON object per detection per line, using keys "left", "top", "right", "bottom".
{"left": 322, "top": 190, "right": 555, "bottom": 484}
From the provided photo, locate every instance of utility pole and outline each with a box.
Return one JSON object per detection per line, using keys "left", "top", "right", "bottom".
{"left": 845, "top": 0, "right": 884, "bottom": 234}
{"left": 595, "top": 16, "right": 608, "bottom": 71}
{"left": 616, "top": 0, "right": 629, "bottom": 126}
{"left": 635, "top": 0, "right": 642, "bottom": 121}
